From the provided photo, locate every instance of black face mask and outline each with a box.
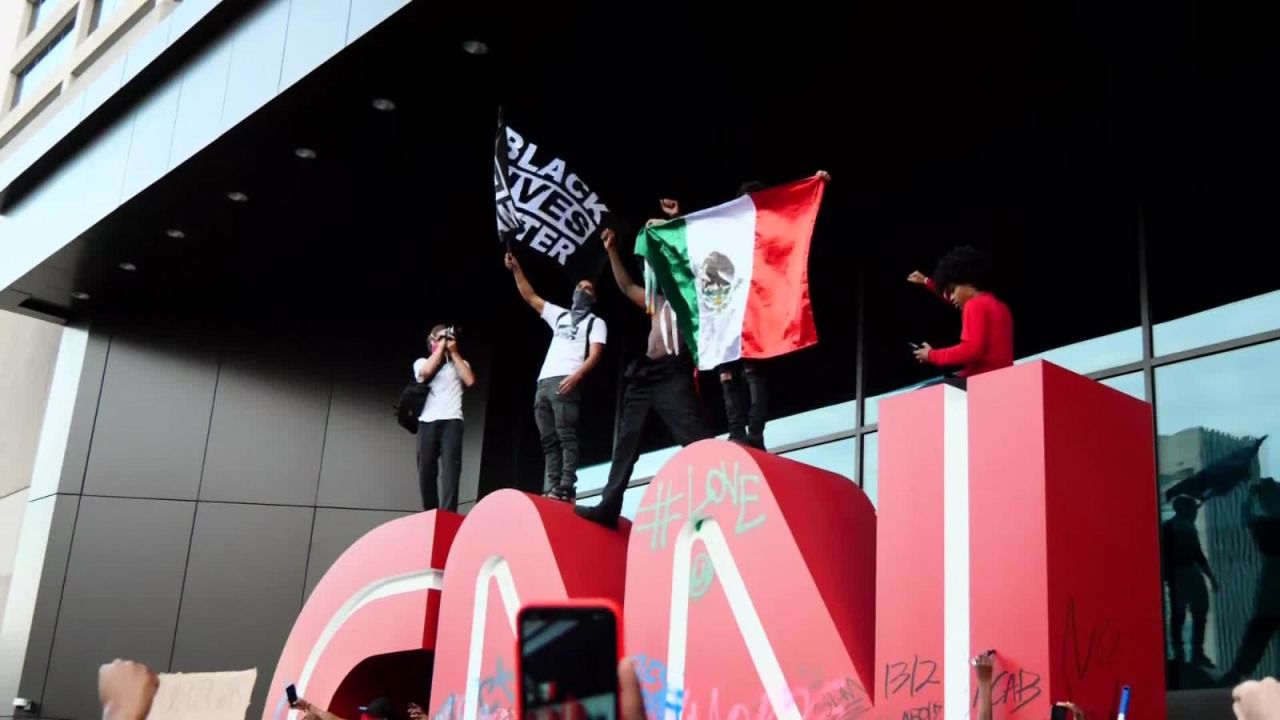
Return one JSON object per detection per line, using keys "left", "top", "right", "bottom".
{"left": 570, "top": 287, "right": 595, "bottom": 326}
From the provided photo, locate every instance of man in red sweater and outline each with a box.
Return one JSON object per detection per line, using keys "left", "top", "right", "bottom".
{"left": 908, "top": 245, "right": 1014, "bottom": 380}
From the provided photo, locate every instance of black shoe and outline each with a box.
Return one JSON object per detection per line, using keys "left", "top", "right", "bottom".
{"left": 574, "top": 503, "right": 619, "bottom": 529}
{"left": 547, "top": 485, "right": 576, "bottom": 502}
{"left": 1191, "top": 653, "right": 1216, "bottom": 670}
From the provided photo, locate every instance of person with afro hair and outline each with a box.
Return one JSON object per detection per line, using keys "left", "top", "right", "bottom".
{"left": 907, "top": 245, "right": 1013, "bottom": 379}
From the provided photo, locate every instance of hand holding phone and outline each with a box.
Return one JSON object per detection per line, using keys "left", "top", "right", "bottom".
{"left": 517, "top": 601, "right": 623, "bottom": 720}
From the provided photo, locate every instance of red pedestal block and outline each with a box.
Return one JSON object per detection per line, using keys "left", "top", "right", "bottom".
{"left": 624, "top": 440, "right": 878, "bottom": 720}
{"left": 876, "top": 383, "right": 962, "bottom": 720}
{"left": 261, "top": 511, "right": 463, "bottom": 720}
{"left": 427, "top": 490, "right": 631, "bottom": 720}
{"left": 968, "top": 362, "right": 1165, "bottom": 720}
{"left": 877, "top": 362, "right": 1165, "bottom": 720}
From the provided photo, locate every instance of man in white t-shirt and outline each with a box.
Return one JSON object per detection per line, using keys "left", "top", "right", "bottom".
{"left": 411, "top": 324, "right": 476, "bottom": 511}
{"left": 505, "top": 252, "right": 607, "bottom": 501}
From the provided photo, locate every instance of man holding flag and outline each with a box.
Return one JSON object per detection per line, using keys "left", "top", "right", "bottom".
{"left": 577, "top": 173, "right": 827, "bottom": 528}
{"left": 504, "top": 251, "right": 607, "bottom": 501}
{"left": 575, "top": 221, "right": 712, "bottom": 528}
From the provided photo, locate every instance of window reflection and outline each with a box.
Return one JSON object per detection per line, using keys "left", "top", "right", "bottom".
{"left": 13, "top": 21, "right": 74, "bottom": 108}
{"left": 766, "top": 401, "right": 855, "bottom": 448}
{"left": 780, "top": 438, "right": 856, "bottom": 481}
{"left": 862, "top": 433, "right": 878, "bottom": 509}
{"left": 1101, "top": 371, "right": 1145, "bottom": 401}
{"left": 1017, "top": 327, "right": 1143, "bottom": 376}
{"left": 1155, "top": 290, "right": 1280, "bottom": 358}
{"left": 1156, "top": 340, "right": 1280, "bottom": 688}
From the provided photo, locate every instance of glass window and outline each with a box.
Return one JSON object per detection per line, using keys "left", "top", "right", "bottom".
{"left": 576, "top": 445, "right": 681, "bottom": 495}
{"left": 1100, "top": 371, "right": 1145, "bottom": 401}
{"left": 27, "top": 0, "right": 55, "bottom": 34}
{"left": 1155, "top": 290, "right": 1280, "bottom": 358}
{"left": 780, "top": 438, "right": 856, "bottom": 481}
{"left": 620, "top": 485, "right": 647, "bottom": 521}
{"left": 862, "top": 432, "right": 878, "bottom": 509}
{"left": 12, "top": 21, "right": 74, "bottom": 109}
{"left": 576, "top": 483, "right": 648, "bottom": 521}
{"left": 90, "top": 0, "right": 124, "bottom": 33}
{"left": 766, "top": 401, "right": 856, "bottom": 449}
{"left": 1154, "top": 340, "right": 1280, "bottom": 688}
{"left": 1017, "top": 327, "right": 1143, "bottom": 376}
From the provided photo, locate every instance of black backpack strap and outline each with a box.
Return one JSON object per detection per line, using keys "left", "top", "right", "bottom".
{"left": 582, "top": 315, "right": 596, "bottom": 360}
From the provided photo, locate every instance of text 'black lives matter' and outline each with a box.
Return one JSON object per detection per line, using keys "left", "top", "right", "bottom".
{"left": 494, "top": 123, "right": 611, "bottom": 278}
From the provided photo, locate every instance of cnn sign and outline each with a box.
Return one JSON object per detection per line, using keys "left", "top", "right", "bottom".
{"left": 263, "top": 363, "right": 1166, "bottom": 720}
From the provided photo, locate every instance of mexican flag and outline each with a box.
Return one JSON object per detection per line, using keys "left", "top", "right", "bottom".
{"left": 636, "top": 175, "right": 825, "bottom": 371}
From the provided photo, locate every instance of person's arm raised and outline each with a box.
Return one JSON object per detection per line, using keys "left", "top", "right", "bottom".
{"left": 604, "top": 228, "right": 646, "bottom": 309}
{"left": 505, "top": 252, "right": 546, "bottom": 314}
{"left": 416, "top": 342, "right": 447, "bottom": 382}
{"left": 447, "top": 339, "right": 477, "bottom": 388}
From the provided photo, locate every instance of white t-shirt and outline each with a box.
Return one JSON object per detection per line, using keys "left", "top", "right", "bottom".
{"left": 538, "top": 302, "right": 607, "bottom": 380}
{"left": 412, "top": 357, "right": 467, "bottom": 422}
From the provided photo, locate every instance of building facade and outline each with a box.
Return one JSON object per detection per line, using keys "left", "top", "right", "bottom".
{"left": 1, "top": 1, "right": 1279, "bottom": 718}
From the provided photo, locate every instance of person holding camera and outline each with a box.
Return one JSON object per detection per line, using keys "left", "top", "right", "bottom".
{"left": 505, "top": 252, "right": 608, "bottom": 501}
{"left": 412, "top": 325, "right": 476, "bottom": 512}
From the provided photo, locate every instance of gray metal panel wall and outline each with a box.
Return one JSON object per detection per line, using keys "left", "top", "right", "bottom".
{"left": 18, "top": 318, "right": 475, "bottom": 719}
{"left": 170, "top": 502, "right": 313, "bottom": 715}
{"left": 40, "top": 497, "right": 196, "bottom": 720}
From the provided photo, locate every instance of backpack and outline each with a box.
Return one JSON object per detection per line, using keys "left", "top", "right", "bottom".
{"left": 394, "top": 381, "right": 430, "bottom": 434}
{"left": 556, "top": 312, "right": 597, "bottom": 360}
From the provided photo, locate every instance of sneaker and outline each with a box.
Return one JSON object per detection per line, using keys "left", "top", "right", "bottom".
{"left": 574, "top": 503, "right": 619, "bottom": 529}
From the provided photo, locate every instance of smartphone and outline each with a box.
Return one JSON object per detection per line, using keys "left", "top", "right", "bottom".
{"left": 908, "top": 342, "right": 922, "bottom": 351}
{"left": 517, "top": 601, "right": 623, "bottom": 720}
{"left": 285, "top": 684, "right": 298, "bottom": 706}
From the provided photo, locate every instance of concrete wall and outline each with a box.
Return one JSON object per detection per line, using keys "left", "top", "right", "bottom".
{"left": 0, "top": 312, "right": 61, "bottom": 634}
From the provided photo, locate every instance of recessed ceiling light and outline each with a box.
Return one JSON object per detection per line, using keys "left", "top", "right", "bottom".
{"left": 371, "top": 97, "right": 397, "bottom": 112}
{"left": 71, "top": 291, "right": 90, "bottom": 301}
{"left": 294, "top": 147, "right": 317, "bottom": 160}
{"left": 227, "top": 191, "right": 249, "bottom": 203}
{"left": 118, "top": 262, "right": 137, "bottom": 272}
{"left": 461, "top": 40, "right": 489, "bottom": 55}
{"left": 166, "top": 228, "right": 186, "bottom": 239}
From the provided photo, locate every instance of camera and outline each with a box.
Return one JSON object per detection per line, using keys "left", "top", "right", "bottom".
{"left": 441, "top": 326, "right": 460, "bottom": 341}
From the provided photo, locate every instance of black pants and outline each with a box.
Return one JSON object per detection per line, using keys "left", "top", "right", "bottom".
{"left": 1166, "top": 568, "right": 1210, "bottom": 663}
{"left": 533, "top": 377, "right": 581, "bottom": 491}
{"left": 719, "top": 360, "right": 768, "bottom": 449}
{"left": 597, "top": 356, "right": 712, "bottom": 517}
{"left": 417, "top": 419, "right": 462, "bottom": 511}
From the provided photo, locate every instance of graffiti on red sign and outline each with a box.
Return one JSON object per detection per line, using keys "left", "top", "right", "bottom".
{"left": 634, "top": 462, "right": 767, "bottom": 551}
{"left": 883, "top": 656, "right": 940, "bottom": 699}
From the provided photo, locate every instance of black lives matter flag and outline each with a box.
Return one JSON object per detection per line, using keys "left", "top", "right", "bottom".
{"left": 494, "top": 123, "right": 609, "bottom": 277}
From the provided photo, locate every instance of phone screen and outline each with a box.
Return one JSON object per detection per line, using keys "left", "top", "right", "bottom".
{"left": 285, "top": 684, "right": 298, "bottom": 705}
{"left": 519, "top": 606, "right": 619, "bottom": 720}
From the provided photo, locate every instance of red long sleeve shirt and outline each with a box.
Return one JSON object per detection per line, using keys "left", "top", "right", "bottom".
{"left": 924, "top": 283, "right": 1014, "bottom": 377}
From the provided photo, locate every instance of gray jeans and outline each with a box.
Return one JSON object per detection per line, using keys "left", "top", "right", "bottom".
{"left": 533, "top": 376, "right": 581, "bottom": 491}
